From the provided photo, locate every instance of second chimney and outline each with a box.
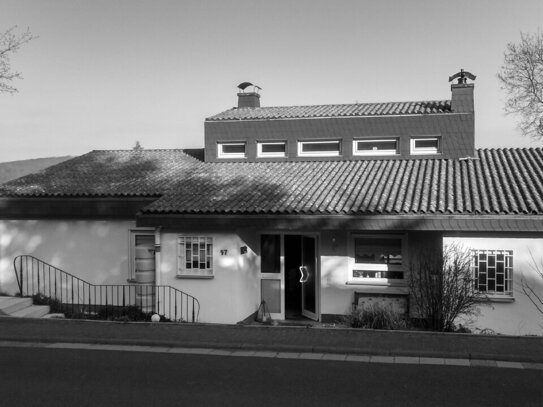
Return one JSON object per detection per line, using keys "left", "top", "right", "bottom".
{"left": 449, "top": 69, "right": 476, "bottom": 113}
{"left": 451, "top": 82, "right": 474, "bottom": 113}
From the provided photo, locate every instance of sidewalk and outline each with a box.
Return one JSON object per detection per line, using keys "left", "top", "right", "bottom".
{"left": 0, "top": 316, "right": 542, "bottom": 363}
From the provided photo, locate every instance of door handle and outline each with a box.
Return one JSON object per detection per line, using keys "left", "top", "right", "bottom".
{"left": 299, "top": 266, "right": 309, "bottom": 283}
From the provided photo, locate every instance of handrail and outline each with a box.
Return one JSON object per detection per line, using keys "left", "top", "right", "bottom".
{"left": 13, "top": 255, "right": 200, "bottom": 322}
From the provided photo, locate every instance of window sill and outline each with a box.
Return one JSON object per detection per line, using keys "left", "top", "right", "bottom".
{"left": 354, "top": 152, "right": 399, "bottom": 157}
{"left": 176, "top": 275, "right": 214, "bottom": 280}
{"left": 346, "top": 281, "right": 408, "bottom": 295}
{"left": 484, "top": 296, "right": 515, "bottom": 303}
{"left": 410, "top": 151, "right": 442, "bottom": 156}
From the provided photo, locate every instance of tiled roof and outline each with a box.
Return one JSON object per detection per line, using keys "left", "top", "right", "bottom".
{"left": 0, "top": 149, "right": 203, "bottom": 197}
{"left": 3, "top": 148, "right": 543, "bottom": 216}
{"left": 144, "top": 148, "right": 543, "bottom": 216}
{"left": 206, "top": 100, "right": 452, "bottom": 121}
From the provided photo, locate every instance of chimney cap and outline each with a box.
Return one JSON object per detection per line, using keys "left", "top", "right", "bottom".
{"left": 449, "top": 69, "right": 476, "bottom": 84}
{"left": 238, "top": 82, "right": 262, "bottom": 93}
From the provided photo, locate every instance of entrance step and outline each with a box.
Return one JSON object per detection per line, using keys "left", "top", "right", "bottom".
{"left": 0, "top": 296, "right": 50, "bottom": 318}
{"left": 0, "top": 296, "right": 33, "bottom": 315}
{"left": 10, "top": 305, "right": 51, "bottom": 318}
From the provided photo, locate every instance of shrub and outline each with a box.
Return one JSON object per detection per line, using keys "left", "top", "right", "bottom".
{"left": 344, "top": 303, "right": 407, "bottom": 330}
{"left": 409, "top": 243, "right": 488, "bottom": 332}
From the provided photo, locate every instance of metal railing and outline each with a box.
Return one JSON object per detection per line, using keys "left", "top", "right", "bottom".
{"left": 13, "top": 255, "right": 199, "bottom": 322}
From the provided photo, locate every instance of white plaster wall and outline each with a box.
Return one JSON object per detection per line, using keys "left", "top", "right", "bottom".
{"left": 444, "top": 236, "right": 543, "bottom": 336}
{"left": 320, "top": 253, "right": 353, "bottom": 316}
{"left": 159, "top": 231, "right": 261, "bottom": 324}
{"left": 0, "top": 220, "right": 135, "bottom": 294}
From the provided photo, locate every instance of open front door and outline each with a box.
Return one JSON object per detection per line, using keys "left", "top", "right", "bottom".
{"left": 300, "top": 236, "right": 317, "bottom": 320}
{"left": 260, "top": 233, "right": 318, "bottom": 321}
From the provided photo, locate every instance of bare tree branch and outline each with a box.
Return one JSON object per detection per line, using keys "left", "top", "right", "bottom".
{"left": 498, "top": 31, "right": 543, "bottom": 140}
{"left": 0, "top": 26, "right": 36, "bottom": 94}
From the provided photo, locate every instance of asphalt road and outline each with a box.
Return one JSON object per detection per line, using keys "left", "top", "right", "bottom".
{"left": 1, "top": 347, "right": 542, "bottom": 407}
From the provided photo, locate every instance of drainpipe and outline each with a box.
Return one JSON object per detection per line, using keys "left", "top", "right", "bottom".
{"left": 154, "top": 227, "right": 162, "bottom": 286}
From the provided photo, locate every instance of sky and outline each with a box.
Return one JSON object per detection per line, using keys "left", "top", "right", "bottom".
{"left": 0, "top": 0, "right": 542, "bottom": 162}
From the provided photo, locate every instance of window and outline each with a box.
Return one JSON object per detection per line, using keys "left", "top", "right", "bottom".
{"left": 261, "top": 234, "right": 281, "bottom": 273}
{"left": 257, "top": 142, "right": 286, "bottom": 158}
{"left": 298, "top": 140, "right": 341, "bottom": 157}
{"left": 218, "top": 142, "right": 246, "bottom": 158}
{"left": 177, "top": 236, "right": 213, "bottom": 278}
{"left": 472, "top": 249, "right": 513, "bottom": 296}
{"left": 351, "top": 236, "right": 405, "bottom": 281}
{"left": 354, "top": 138, "right": 399, "bottom": 156}
{"left": 410, "top": 137, "right": 441, "bottom": 155}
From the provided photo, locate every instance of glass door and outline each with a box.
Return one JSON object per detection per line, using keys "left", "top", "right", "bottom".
{"left": 260, "top": 234, "right": 284, "bottom": 320}
{"left": 300, "top": 236, "right": 317, "bottom": 320}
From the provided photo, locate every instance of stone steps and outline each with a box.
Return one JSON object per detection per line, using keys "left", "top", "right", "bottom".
{"left": 0, "top": 296, "right": 51, "bottom": 318}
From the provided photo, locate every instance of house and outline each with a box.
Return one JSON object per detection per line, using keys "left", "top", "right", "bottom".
{"left": 1, "top": 71, "right": 543, "bottom": 334}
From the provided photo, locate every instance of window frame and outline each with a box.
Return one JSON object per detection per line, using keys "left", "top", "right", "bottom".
{"left": 217, "top": 142, "right": 247, "bottom": 159}
{"left": 177, "top": 236, "right": 214, "bottom": 279}
{"left": 348, "top": 234, "right": 407, "bottom": 285}
{"left": 297, "top": 140, "right": 341, "bottom": 157}
{"left": 257, "top": 141, "right": 287, "bottom": 158}
{"left": 410, "top": 137, "right": 441, "bottom": 155}
{"left": 471, "top": 249, "right": 513, "bottom": 298}
{"left": 353, "top": 138, "right": 399, "bottom": 156}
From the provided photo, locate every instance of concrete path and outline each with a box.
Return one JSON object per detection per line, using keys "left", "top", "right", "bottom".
{"left": 1, "top": 316, "right": 542, "bottom": 365}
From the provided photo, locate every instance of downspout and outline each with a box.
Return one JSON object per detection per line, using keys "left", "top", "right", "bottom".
{"left": 154, "top": 227, "right": 162, "bottom": 286}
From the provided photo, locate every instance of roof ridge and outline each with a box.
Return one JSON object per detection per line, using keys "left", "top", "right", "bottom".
{"left": 210, "top": 99, "right": 451, "bottom": 112}
{"left": 89, "top": 148, "right": 195, "bottom": 153}
{"left": 206, "top": 100, "right": 452, "bottom": 121}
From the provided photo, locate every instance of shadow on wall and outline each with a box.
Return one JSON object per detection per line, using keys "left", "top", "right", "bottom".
{"left": 0, "top": 220, "right": 133, "bottom": 295}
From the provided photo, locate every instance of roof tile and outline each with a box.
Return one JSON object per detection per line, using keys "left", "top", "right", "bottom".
{"left": 2, "top": 148, "right": 543, "bottom": 217}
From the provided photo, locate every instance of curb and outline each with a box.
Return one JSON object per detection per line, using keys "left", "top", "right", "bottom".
{"left": 0, "top": 335, "right": 541, "bottom": 364}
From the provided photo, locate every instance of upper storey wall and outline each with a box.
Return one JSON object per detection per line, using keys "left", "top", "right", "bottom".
{"left": 204, "top": 111, "right": 475, "bottom": 162}
{"left": 204, "top": 79, "right": 476, "bottom": 162}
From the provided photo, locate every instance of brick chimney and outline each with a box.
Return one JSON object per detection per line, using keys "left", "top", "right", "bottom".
{"left": 237, "top": 82, "right": 261, "bottom": 108}
{"left": 449, "top": 69, "right": 476, "bottom": 113}
{"left": 238, "top": 92, "right": 260, "bottom": 108}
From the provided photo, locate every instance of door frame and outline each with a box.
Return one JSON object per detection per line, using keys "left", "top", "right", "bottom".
{"left": 300, "top": 235, "right": 318, "bottom": 320}
{"left": 259, "top": 232, "right": 320, "bottom": 321}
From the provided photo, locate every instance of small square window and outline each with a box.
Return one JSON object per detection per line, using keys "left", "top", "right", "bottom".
{"left": 178, "top": 236, "right": 213, "bottom": 278}
{"left": 410, "top": 137, "right": 441, "bottom": 155}
{"left": 257, "top": 142, "right": 286, "bottom": 158}
{"left": 471, "top": 249, "right": 513, "bottom": 297}
{"left": 354, "top": 139, "right": 399, "bottom": 156}
{"left": 298, "top": 140, "right": 341, "bottom": 157}
{"left": 218, "top": 142, "right": 246, "bottom": 159}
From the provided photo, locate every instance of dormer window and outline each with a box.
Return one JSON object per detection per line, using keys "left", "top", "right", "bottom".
{"left": 257, "top": 141, "right": 286, "bottom": 158}
{"left": 298, "top": 140, "right": 341, "bottom": 157}
{"left": 410, "top": 137, "right": 441, "bottom": 155}
{"left": 218, "top": 142, "right": 246, "bottom": 159}
{"left": 354, "top": 138, "right": 399, "bottom": 156}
